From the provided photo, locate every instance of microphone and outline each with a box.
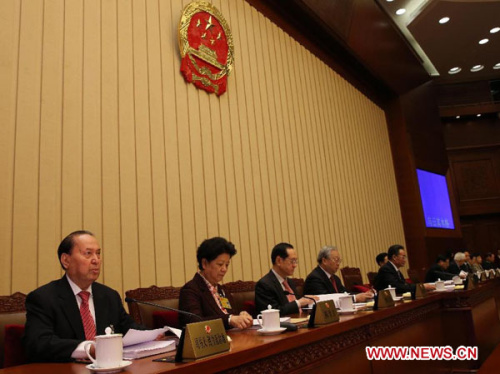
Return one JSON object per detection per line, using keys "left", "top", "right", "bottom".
{"left": 124, "top": 297, "right": 202, "bottom": 323}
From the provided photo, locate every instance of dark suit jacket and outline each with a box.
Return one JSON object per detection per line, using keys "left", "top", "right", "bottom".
{"left": 178, "top": 273, "right": 232, "bottom": 329}
{"left": 461, "top": 262, "right": 472, "bottom": 272}
{"left": 483, "top": 260, "right": 495, "bottom": 270}
{"left": 424, "top": 263, "right": 455, "bottom": 283}
{"left": 374, "top": 262, "right": 415, "bottom": 294}
{"left": 447, "top": 261, "right": 461, "bottom": 275}
{"left": 304, "top": 266, "right": 346, "bottom": 295}
{"left": 255, "top": 270, "right": 300, "bottom": 316}
{"left": 23, "top": 276, "right": 143, "bottom": 363}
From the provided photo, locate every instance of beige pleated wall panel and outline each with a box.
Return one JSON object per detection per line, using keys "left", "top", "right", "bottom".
{"left": 0, "top": 0, "right": 406, "bottom": 296}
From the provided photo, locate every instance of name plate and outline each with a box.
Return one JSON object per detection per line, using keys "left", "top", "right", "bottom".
{"left": 309, "top": 300, "right": 339, "bottom": 327}
{"left": 176, "top": 319, "right": 229, "bottom": 362}
{"left": 466, "top": 274, "right": 477, "bottom": 290}
{"left": 480, "top": 272, "right": 487, "bottom": 281}
{"left": 376, "top": 289, "right": 395, "bottom": 309}
{"left": 415, "top": 283, "right": 427, "bottom": 299}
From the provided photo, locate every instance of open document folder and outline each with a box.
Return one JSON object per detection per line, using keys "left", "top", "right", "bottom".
{"left": 122, "top": 327, "right": 181, "bottom": 359}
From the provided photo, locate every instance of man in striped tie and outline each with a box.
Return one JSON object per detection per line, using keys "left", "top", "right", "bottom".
{"left": 24, "top": 230, "right": 145, "bottom": 363}
{"left": 255, "top": 243, "right": 318, "bottom": 316}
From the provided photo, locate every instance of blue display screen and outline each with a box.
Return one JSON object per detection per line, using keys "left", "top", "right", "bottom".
{"left": 416, "top": 169, "right": 455, "bottom": 230}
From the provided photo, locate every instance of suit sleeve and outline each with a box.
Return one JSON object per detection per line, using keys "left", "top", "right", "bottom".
{"left": 431, "top": 270, "right": 455, "bottom": 282}
{"left": 304, "top": 275, "right": 330, "bottom": 295}
{"left": 23, "top": 291, "right": 81, "bottom": 363}
{"left": 255, "top": 280, "right": 299, "bottom": 316}
{"left": 178, "top": 283, "right": 230, "bottom": 329}
{"left": 447, "top": 264, "right": 459, "bottom": 275}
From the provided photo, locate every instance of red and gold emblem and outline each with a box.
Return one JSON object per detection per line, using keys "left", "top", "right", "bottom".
{"left": 205, "top": 325, "right": 212, "bottom": 334}
{"left": 178, "top": 1, "right": 234, "bottom": 96}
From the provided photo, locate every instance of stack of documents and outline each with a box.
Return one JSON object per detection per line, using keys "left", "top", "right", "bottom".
{"left": 122, "top": 327, "right": 181, "bottom": 359}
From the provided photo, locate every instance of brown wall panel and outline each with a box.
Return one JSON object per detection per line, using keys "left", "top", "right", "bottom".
{"left": 448, "top": 148, "right": 500, "bottom": 216}
{"left": 0, "top": 0, "right": 405, "bottom": 295}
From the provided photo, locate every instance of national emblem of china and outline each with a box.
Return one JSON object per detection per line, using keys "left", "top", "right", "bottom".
{"left": 178, "top": 1, "right": 234, "bottom": 96}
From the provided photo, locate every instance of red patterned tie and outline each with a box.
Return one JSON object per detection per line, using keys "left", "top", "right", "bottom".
{"left": 282, "top": 279, "right": 296, "bottom": 302}
{"left": 331, "top": 276, "right": 339, "bottom": 293}
{"left": 79, "top": 291, "right": 96, "bottom": 340}
{"left": 283, "top": 279, "right": 302, "bottom": 312}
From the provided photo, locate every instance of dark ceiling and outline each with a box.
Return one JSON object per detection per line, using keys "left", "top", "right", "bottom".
{"left": 379, "top": 0, "right": 500, "bottom": 84}
{"left": 246, "top": 0, "right": 500, "bottom": 109}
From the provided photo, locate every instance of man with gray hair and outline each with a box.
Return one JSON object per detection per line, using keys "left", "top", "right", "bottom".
{"left": 304, "top": 245, "right": 374, "bottom": 302}
{"left": 448, "top": 252, "right": 467, "bottom": 276}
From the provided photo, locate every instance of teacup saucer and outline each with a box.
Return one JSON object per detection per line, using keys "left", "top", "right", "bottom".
{"left": 338, "top": 308, "right": 356, "bottom": 314}
{"left": 86, "top": 360, "right": 132, "bottom": 373}
{"left": 257, "top": 327, "right": 287, "bottom": 335}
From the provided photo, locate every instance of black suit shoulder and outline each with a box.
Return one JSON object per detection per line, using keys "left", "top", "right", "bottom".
{"left": 374, "top": 262, "right": 415, "bottom": 294}
{"left": 447, "top": 262, "right": 461, "bottom": 275}
{"left": 304, "top": 266, "right": 338, "bottom": 295}
{"left": 255, "top": 271, "right": 299, "bottom": 316}
{"left": 24, "top": 276, "right": 141, "bottom": 363}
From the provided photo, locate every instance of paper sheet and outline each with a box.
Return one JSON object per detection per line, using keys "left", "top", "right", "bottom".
{"left": 123, "top": 340, "right": 176, "bottom": 360}
{"left": 123, "top": 327, "right": 168, "bottom": 347}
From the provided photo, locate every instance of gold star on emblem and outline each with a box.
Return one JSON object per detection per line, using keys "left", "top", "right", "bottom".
{"left": 217, "top": 31, "right": 222, "bottom": 40}
{"left": 202, "top": 32, "right": 207, "bottom": 39}
{"left": 205, "top": 15, "right": 214, "bottom": 31}
{"left": 210, "top": 39, "right": 215, "bottom": 45}
{"left": 196, "top": 19, "right": 201, "bottom": 27}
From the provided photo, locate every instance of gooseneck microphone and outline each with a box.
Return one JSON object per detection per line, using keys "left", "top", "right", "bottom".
{"left": 124, "top": 297, "right": 202, "bottom": 322}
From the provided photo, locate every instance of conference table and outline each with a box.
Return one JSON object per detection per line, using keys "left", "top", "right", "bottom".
{"left": 2, "top": 279, "right": 499, "bottom": 374}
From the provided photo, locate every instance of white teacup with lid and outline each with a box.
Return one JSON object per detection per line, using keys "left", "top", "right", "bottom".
{"left": 338, "top": 294, "right": 354, "bottom": 311}
{"left": 257, "top": 305, "right": 280, "bottom": 331}
{"left": 84, "top": 327, "right": 123, "bottom": 368}
{"left": 385, "top": 285, "right": 396, "bottom": 300}
{"left": 435, "top": 278, "right": 445, "bottom": 291}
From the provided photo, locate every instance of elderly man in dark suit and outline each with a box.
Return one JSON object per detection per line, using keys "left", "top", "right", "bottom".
{"left": 374, "top": 244, "right": 435, "bottom": 294}
{"left": 448, "top": 252, "right": 467, "bottom": 276}
{"left": 23, "top": 230, "right": 145, "bottom": 363}
{"left": 304, "top": 245, "right": 373, "bottom": 302}
{"left": 255, "top": 243, "right": 318, "bottom": 316}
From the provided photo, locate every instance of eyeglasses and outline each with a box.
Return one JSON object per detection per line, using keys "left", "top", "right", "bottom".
{"left": 330, "top": 257, "right": 342, "bottom": 263}
{"left": 285, "top": 258, "right": 299, "bottom": 265}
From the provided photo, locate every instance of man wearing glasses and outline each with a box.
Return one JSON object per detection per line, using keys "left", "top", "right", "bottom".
{"left": 374, "top": 244, "right": 435, "bottom": 294}
{"left": 304, "top": 246, "right": 374, "bottom": 302}
{"left": 255, "top": 243, "right": 318, "bottom": 316}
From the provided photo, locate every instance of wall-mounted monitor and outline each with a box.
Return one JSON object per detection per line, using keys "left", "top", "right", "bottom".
{"left": 416, "top": 169, "right": 455, "bottom": 230}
